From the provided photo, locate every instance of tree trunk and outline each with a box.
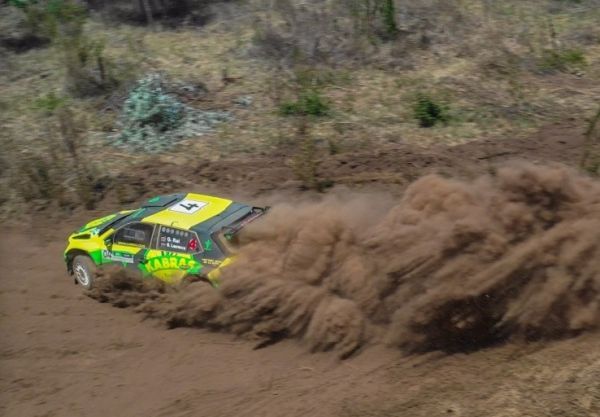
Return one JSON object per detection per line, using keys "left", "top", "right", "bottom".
{"left": 138, "top": 0, "right": 154, "bottom": 25}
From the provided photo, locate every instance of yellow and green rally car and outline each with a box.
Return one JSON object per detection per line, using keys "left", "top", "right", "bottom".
{"left": 64, "top": 193, "right": 267, "bottom": 290}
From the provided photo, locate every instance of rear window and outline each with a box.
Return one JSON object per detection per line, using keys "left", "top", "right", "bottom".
{"left": 156, "top": 226, "right": 202, "bottom": 254}
{"left": 214, "top": 230, "right": 240, "bottom": 255}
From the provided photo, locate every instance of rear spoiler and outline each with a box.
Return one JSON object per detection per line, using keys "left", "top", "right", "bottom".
{"left": 221, "top": 206, "right": 270, "bottom": 238}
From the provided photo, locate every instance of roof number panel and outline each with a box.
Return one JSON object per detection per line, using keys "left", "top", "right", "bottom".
{"left": 169, "top": 199, "right": 208, "bottom": 214}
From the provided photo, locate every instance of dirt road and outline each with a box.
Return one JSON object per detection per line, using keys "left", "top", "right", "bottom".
{"left": 1, "top": 120, "right": 599, "bottom": 417}
{"left": 2, "top": 214, "right": 600, "bottom": 416}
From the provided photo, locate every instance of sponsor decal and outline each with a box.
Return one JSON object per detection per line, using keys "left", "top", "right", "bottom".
{"left": 102, "top": 250, "right": 134, "bottom": 264}
{"left": 141, "top": 252, "right": 202, "bottom": 275}
{"left": 201, "top": 258, "right": 222, "bottom": 266}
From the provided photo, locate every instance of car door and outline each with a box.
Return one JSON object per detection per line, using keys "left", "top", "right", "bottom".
{"left": 140, "top": 225, "right": 203, "bottom": 284}
{"left": 104, "top": 222, "right": 156, "bottom": 272}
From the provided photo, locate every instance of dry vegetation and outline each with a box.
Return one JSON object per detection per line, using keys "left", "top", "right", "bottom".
{"left": 1, "top": 0, "right": 599, "bottom": 215}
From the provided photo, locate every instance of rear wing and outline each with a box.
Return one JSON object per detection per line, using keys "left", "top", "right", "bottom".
{"left": 221, "top": 206, "right": 269, "bottom": 238}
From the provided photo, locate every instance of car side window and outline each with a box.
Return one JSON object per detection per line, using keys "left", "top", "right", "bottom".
{"left": 155, "top": 225, "right": 202, "bottom": 254}
{"left": 114, "top": 223, "right": 154, "bottom": 247}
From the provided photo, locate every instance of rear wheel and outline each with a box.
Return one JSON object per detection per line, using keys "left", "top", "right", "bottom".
{"left": 72, "top": 255, "right": 96, "bottom": 290}
{"left": 178, "top": 275, "right": 213, "bottom": 289}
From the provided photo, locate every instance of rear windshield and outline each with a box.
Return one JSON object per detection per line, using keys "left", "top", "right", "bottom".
{"left": 213, "top": 207, "right": 268, "bottom": 254}
{"left": 214, "top": 230, "right": 241, "bottom": 255}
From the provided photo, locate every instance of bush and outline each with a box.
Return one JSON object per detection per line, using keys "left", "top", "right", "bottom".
{"left": 48, "top": 0, "right": 121, "bottom": 96}
{"left": 112, "top": 74, "right": 231, "bottom": 152}
{"left": 32, "top": 92, "right": 68, "bottom": 115}
{"left": 380, "top": 0, "right": 398, "bottom": 39}
{"left": 4, "top": 0, "right": 54, "bottom": 51}
{"left": 412, "top": 93, "right": 449, "bottom": 128}
{"left": 122, "top": 74, "right": 185, "bottom": 132}
{"left": 251, "top": 0, "right": 466, "bottom": 67}
{"left": 538, "top": 48, "right": 586, "bottom": 73}
{"left": 8, "top": 0, "right": 85, "bottom": 39}
{"left": 9, "top": 99, "right": 108, "bottom": 210}
{"left": 8, "top": 0, "right": 120, "bottom": 96}
{"left": 581, "top": 106, "right": 600, "bottom": 176}
{"left": 347, "top": 0, "right": 398, "bottom": 39}
{"left": 280, "top": 90, "right": 330, "bottom": 117}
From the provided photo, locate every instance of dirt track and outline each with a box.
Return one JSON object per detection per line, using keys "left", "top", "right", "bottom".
{"left": 2, "top": 202, "right": 600, "bottom": 415}
{"left": 2, "top": 123, "right": 600, "bottom": 416}
{"left": 1, "top": 231, "right": 599, "bottom": 417}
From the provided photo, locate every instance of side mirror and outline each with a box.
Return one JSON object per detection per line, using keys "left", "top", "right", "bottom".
{"left": 104, "top": 236, "right": 113, "bottom": 249}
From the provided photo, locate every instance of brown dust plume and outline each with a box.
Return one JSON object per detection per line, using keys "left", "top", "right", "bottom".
{"left": 89, "top": 163, "right": 600, "bottom": 357}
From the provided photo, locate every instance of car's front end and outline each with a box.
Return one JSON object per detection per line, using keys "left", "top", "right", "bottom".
{"left": 64, "top": 211, "right": 135, "bottom": 274}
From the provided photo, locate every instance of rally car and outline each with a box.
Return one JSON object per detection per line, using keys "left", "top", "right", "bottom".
{"left": 64, "top": 193, "right": 267, "bottom": 290}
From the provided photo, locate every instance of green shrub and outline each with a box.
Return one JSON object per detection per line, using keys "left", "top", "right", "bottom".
{"left": 412, "top": 93, "right": 449, "bottom": 128}
{"left": 581, "top": 106, "right": 600, "bottom": 176}
{"left": 346, "top": 0, "right": 398, "bottom": 40}
{"left": 51, "top": 2, "right": 120, "bottom": 97}
{"left": 9, "top": 0, "right": 86, "bottom": 39}
{"left": 9, "top": 0, "right": 119, "bottom": 96}
{"left": 380, "top": 0, "right": 398, "bottom": 39}
{"left": 539, "top": 48, "right": 586, "bottom": 73}
{"left": 11, "top": 102, "right": 106, "bottom": 210}
{"left": 280, "top": 90, "right": 330, "bottom": 117}
{"left": 116, "top": 74, "right": 185, "bottom": 149}
{"left": 122, "top": 74, "right": 185, "bottom": 132}
{"left": 32, "top": 92, "right": 67, "bottom": 115}
{"left": 112, "top": 74, "right": 231, "bottom": 153}
{"left": 8, "top": 0, "right": 30, "bottom": 8}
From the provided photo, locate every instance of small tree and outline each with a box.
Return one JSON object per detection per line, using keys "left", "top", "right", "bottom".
{"left": 413, "top": 93, "right": 449, "bottom": 128}
{"left": 380, "top": 0, "right": 398, "bottom": 39}
{"left": 9, "top": 0, "right": 118, "bottom": 96}
{"left": 345, "top": 0, "right": 398, "bottom": 40}
{"left": 581, "top": 106, "right": 600, "bottom": 176}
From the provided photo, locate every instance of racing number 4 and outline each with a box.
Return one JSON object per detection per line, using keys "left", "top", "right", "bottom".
{"left": 180, "top": 203, "right": 199, "bottom": 211}
{"left": 169, "top": 199, "right": 207, "bottom": 214}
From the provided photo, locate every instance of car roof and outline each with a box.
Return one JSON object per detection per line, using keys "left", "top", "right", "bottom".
{"left": 141, "top": 192, "right": 235, "bottom": 230}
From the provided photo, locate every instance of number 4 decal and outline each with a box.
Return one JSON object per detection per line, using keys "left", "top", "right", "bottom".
{"left": 181, "top": 203, "right": 199, "bottom": 211}
{"left": 169, "top": 199, "right": 207, "bottom": 214}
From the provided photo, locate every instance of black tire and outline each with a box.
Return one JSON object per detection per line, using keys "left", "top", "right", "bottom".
{"left": 72, "top": 255, "right": 96, "bottom": 290}
{"left": 178, "top": 275, "right": 212, "bottom": 289}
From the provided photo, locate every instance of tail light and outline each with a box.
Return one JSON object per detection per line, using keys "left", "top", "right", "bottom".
{"left": 187, "top": 238, "right": 198, "bottom": 252}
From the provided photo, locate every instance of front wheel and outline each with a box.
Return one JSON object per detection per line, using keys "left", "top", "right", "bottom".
{"left": 72, "top": 255, "right": 96, "bottom": 290}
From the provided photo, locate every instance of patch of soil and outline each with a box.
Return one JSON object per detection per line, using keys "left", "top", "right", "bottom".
{"left": 0, "top": 34, "right": 50, "bottom": 53}
{"left": 101, "top": 120, "right": 587, "bottom": 204}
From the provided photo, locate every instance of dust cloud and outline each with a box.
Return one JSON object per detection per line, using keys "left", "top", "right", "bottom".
{"left": 89, "top": 163, "right": 600, "bottom": 357}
